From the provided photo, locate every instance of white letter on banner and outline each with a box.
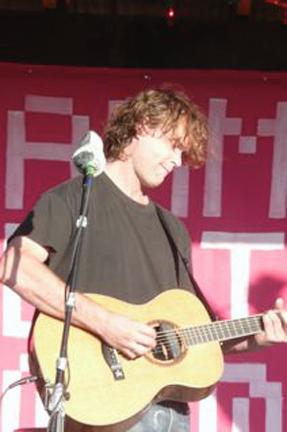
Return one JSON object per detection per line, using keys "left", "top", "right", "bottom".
{"left": 1, "top": 354, "right": 48, "bottom": 432}
{"left": 198, "top": 391, "right": 218, "bottom": 432}
{"left": 203, "top": 99, "right": 242, "bottom": 217}
{"left": 171, "top": 166, "right": 190, "bottom": 217}
{"left": 223, "top": 363, "right": 282, "bottom": 432}
{"left": 231, "top": 398, "right": 250, "bottom": 432}
{"left": 257, "top": 102, "right": 287, "bottom": 219}
{"left": 201, "top": 232, "right": 285, "bottom": 318}
{"left": 5, "top": 95, "right": 89, "bottom": 209}
{"left": 1, "top": 369, "right": 21, "bottom": 432}
{"left": 2, "top": 285, "right": 32, "bottom": 338}
{"left": 198, "top": 364, "right": 282, "bottom": 432}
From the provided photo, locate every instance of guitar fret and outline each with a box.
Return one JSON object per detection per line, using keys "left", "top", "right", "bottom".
{"left": 230, "top": 320, "right": 239, "bottom": 337}
{"left": 194, "top": 327, "right": 204, "bottom": 344}
{"left": 183, "top": 328, "right": 193, "bottom": 345}
{"left": 202, "top": 326, "right": 210, "bottom": 343}
{"left": 182, "top": 328, "right": 190, "bottom": 345}
{"left": 192, "top": 329, "right": 199, "bottom": 344}
{"left": 182, "top": 315, "right": 264, "bottom": 347}
{"left": 201, "top": 327, "right": 209, "bottom": 343}
{"left": 199, "top": 327, "right": 207, "bottom": 343}
{"left": 239, "top": 319, "right": 246, "bottom": 335}
{"left": 205, "top": 325, "right": 214, "bottom": 342}
{"left": 222, "top": 321, "right": 233, "bottom": 339}
{"left": 209, "top": 324, "right": 221, "bottom": 341}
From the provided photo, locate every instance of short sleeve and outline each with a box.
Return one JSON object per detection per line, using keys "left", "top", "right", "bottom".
{"left": 9, "top": 191, "right": 74, "bottom": 255}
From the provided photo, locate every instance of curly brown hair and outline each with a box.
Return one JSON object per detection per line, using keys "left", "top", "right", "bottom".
{"left": 103, "top": 87, "right": 208, "bottom": 168}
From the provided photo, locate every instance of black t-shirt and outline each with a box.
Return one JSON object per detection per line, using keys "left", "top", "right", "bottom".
{"left": 11, "top": 173, "right": 194, "bottom": 303}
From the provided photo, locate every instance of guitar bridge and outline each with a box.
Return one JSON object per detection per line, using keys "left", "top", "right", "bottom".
{"left": 102, "top": 344, "right": 125, "bottom": 381}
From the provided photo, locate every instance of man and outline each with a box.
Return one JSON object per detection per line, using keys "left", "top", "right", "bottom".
{"left": 0, "top": 87, "right": 286, "bottom": 432}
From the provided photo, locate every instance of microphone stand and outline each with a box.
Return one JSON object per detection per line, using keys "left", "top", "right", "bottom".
{"left": 47, "top": 167, "right": 96, "bottom": 432}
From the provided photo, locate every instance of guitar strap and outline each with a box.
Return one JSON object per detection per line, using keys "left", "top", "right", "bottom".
{"left": 155, "top": 204, "right": 217, "bottom": 321}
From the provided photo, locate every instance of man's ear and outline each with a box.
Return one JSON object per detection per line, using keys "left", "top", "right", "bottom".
{"left": 135, "top": 121, "right": 149, "bottom": 137}
{"left": 120, "top": 140, "right": 135, "bottom": 160}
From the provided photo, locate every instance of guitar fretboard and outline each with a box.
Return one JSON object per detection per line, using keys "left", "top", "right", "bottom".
{"left": 155, "top": 314, "right": 265, "bottom": 349}
{"left": 182, "top": 315, "right": 264, "bottom": 345}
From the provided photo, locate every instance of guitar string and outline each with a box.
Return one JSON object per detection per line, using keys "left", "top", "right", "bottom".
{"left": 154, "top": 325, "right": 263, "bottom": 343}
{"left": 154, "top": 314, "right": 264, "bottom": 337}
{"left": 151, "top": 322, "right": 264, "bottom": 355}
{"left": 153, "top": 328, "right": 262, "bottom": 347}
{"left": 154, "top": 323, "right": 263, "bottom": 344}
{"left": 153, "top": 309, "right": 280, "bottom": 344}
{"left": 153, "top": 314, "right": 264, "bottom": 345}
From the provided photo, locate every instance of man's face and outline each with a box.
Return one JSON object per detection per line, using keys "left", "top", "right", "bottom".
{"left": 128, "top": 124, "right": 187, "bottom": 188}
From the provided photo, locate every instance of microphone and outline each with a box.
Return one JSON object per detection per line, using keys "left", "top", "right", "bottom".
{"left": 72, "top": 131, "right": 106, "bottom": 177}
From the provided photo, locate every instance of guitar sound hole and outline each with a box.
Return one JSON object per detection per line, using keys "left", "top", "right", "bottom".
{"left": 149, "top": 321, "right": 184, "bottom": 364}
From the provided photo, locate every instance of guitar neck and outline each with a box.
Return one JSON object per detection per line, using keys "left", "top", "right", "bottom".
{"left": 182, "top": 314, "right": 264, "bottom": 346}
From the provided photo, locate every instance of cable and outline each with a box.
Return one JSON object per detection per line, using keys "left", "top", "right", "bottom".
{"left": 0, "top": 375, "right": 38, "bottom": 417}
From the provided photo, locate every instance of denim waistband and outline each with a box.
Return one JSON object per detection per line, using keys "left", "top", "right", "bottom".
{"left": 157, "top": 400, "right": 190, "bottom": 415}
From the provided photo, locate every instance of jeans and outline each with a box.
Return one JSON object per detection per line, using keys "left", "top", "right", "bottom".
{"left": 126, "top": 402, "right": 190, "bottom": 432}
{"left": 63, "top": 402, "right": 190, "bottom": 432}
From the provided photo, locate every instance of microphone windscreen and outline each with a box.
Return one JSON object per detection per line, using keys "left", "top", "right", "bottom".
{"left": 72, "top": 131, "right": 106, "bottom": 177}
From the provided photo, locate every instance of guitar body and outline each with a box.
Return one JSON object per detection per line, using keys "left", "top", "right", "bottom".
{"left": 29, "top": 289, "right": 223, "bottom": 431}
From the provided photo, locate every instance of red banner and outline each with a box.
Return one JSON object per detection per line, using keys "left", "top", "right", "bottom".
{"left": 0, "top": 63, "right": 286, "bottom": 432}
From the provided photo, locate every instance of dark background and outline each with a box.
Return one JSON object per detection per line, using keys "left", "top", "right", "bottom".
{"left": 0, "top": 0, "right": 286, "bottom": 70}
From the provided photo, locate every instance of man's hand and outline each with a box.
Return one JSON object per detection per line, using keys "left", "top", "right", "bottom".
{"left": 98, "top": 310, "right": 157, "bottom": 359}
{"left": 254, "top": 298, "right": 287, "bottom": 348}
{"left": 222, "top": 298, "right": 287, "bottom": 354}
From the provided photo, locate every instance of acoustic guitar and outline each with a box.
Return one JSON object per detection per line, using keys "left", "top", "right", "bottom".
{"left": 29, "top": 289, "right": 265, "bottom": 431}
